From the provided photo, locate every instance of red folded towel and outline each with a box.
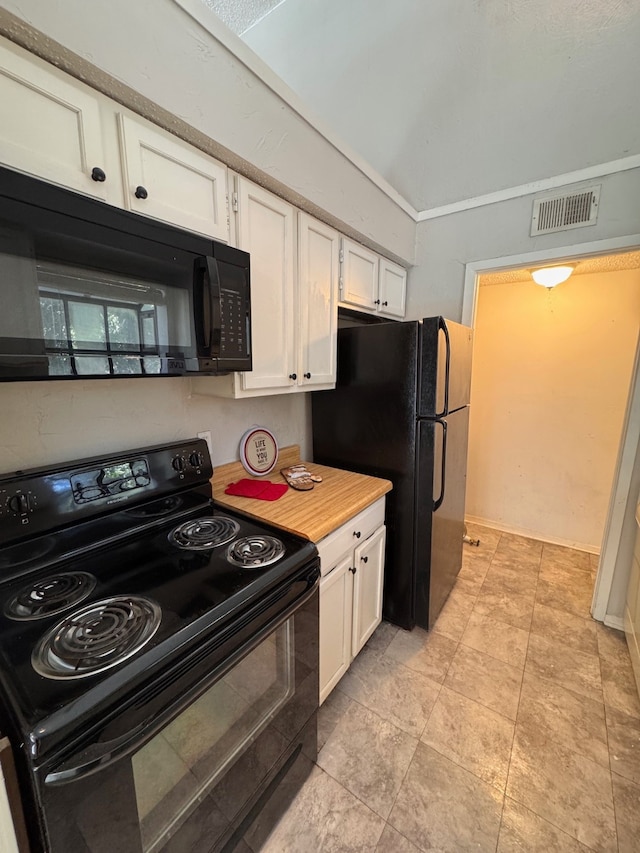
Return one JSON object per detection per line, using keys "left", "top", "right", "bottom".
{"left": 224, "top": 479, "right": 288, "bottom": 501}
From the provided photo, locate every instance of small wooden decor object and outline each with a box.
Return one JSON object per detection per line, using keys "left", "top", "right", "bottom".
{"left": 239, "top": 427, "right": 278, "bottom": 476}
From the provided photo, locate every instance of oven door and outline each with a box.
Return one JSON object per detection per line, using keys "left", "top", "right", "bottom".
{"left": 32, "top": 567, "right": 319, "bottom": 853}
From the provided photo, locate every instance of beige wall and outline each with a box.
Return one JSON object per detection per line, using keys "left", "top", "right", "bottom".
{"left": 466, "top": 268, "right": 640, "bottom": 551}
{"left": 0, "top": 379, "right": 311, "bottom": 475}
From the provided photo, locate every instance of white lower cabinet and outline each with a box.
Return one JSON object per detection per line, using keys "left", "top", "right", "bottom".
{"left": 318, "top": 498, "right": 386, "bottom": 704}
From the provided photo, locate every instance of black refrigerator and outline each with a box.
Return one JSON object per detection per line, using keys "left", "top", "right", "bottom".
{"left": 312, "top": 316, "right": 473, "bottom": 631}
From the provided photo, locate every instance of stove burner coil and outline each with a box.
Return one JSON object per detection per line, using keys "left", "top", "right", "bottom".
{"left": 226, "top": 535, "right": 285, "bottom": 569}
{"left": 169, "top": 516, "right": 240, "bottom": 550}
{"left": 32, "top": 596, "right": 161, "bottom": 680}
{"left": 5, "top": 572, "right": 97, "bottom": 621}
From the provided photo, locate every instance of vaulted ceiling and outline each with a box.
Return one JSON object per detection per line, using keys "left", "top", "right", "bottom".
{"left": 203, "top": 0, "right": 639, "bottom": 214}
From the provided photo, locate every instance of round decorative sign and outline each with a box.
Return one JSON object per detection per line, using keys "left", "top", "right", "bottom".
{"left": 239, "top": 427, "right": 278, "bottom": 476}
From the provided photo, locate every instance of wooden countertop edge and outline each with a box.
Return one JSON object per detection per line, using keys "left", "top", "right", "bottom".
{"left": 211, "top": 445, "right": 392, "bottom": 543}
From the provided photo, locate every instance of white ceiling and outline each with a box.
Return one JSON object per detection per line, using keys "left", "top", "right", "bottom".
{"left": 480, "top": 251, "right": 640, "bottom": 286}
{"left": 202, "top": 0, "right": 640, "bottom": 214}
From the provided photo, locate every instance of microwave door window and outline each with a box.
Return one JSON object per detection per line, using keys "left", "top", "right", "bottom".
{"left": 0, "top": 227, "right": 45, "bottom": 348}
{"left": 0, "top": 217, "right": 200, "bottom": 379}
{"left": 35, "top": 263, "right": 192, "bottom": 377}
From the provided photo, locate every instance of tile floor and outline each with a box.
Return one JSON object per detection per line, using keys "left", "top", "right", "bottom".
{"left": 254, "top": 523, "right": 640, "bottom": 853}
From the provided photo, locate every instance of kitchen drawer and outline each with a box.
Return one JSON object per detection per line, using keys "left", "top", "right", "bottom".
{"left": 318, "top": 497, "right": 385, "bottom": 577}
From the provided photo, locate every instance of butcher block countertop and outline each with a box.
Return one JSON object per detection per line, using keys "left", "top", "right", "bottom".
{"left": 211, "top": 445, "right": 392, "bottom": 543}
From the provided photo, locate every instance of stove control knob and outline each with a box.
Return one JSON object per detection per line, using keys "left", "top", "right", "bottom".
{"left": 7, "top": 493, "right": 29, "bottom": 515}
{"left": 189, "top": 451, "right": 203, "bottom": 468}
{"left": 172, "top": 455, "right": 186, "bottom": 473}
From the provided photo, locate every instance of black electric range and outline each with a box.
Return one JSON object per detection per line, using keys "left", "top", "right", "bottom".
{"left": 0, "top": 439, "right": 319, "bottom": 853}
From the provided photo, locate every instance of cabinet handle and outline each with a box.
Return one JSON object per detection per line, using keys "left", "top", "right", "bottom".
{"left": 361, "top": 556, "right": 369, "bottom": 563}
{"left": 135, "top": 185, "right": 148, "bottom": 200}
{"left": 374, "top": 299, "right": 381, "bottom": 305}
{"left": 91, "top": 167, "right": 106, "bottom": 182}
{"left": 382, "top": 301, "right": 388, "bottom": 307}
{"left": 349, "top": 566, "right": 356, "bottom": 574}
{"left": 353, "top": 531, "right": 361, "bottom": 539}
{"left": 289, "top": 373, "right": 297, "bottom": 381}
{"left": 304, "top": 372, "right": 311, "bottom": 379}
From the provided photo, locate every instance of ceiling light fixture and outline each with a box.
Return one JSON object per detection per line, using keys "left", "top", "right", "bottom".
{"left": 531, "top": 265, "right": 575, "bottom": 288}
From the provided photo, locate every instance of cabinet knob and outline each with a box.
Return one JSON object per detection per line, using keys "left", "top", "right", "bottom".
{"left": 349, "top": 566, "right": 357, "bottom": 574}
{"left": 382, "top": 301, "right": 388, "bottom": 306}
{"left": 304, "top": 372, "right": 311, "bottom": 379}
{"left": 361, "top": 556, "right": 369, "bottom": 563}
{"left": 135, "top": 185, "right": 148, "bottom": 200}
{"left": 353, "top": 530, "right": 361, "bottom": 539}
{"left": 374, "top": 299, "right": 381, "bottom": 305}
{"left": 289, "top": 373, "right": 297, "bottom": 381}
{"left": 91, "top": 167, "right": 106, "bottom": 182}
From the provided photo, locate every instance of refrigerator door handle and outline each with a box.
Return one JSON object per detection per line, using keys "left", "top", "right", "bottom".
{"left": 436, "top": 317, "right": 451, "bottom": 418}
{"left": 433, "top": 419, "right": 448, "bottom": 511}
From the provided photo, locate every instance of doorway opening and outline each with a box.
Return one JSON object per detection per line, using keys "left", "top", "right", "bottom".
{"left": 462, "top": 238, "right": 640, "bottom": 627}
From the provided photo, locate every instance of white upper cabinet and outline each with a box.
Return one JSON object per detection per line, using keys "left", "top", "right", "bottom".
{"left": 192, "top": 184, "right": 339, "bottom": 398}
{"left": 118, "top": 114, "right": 229, "bottom": 241}
{"left": 297, "top": 213, "right": 339, "bottom": 389}
{"left": 379, "top": 258, "right": 407, "bottom": 318}
{"left": 340, "top": 237, "right": 407, "bottom": 319}
{"left": 340, "top": 238, "right": 379, "bottom": 311}
{"left": 0, "top": 40, "right": 229, "bottom": 237}
{"left": 0, "top": 41, "right": 108, "bottom": 199}
{"left": 237, "top": 178, "right": 296, "bottom": 393}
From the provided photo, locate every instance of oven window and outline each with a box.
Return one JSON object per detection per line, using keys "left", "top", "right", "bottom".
{"left": 131, "top": 619, "right": 294, "bottom": 853}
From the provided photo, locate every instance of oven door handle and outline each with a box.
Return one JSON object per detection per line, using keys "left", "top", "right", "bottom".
{"left": 43, "top": 566, "right": 319, "bottom": 786}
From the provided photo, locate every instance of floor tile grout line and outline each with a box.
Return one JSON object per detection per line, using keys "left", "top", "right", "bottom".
{"left": 376, "top": 604, "right": 467, "bottom": 849}
{"left": 597, "top": 639, "right": 620, "bottom": 852}
{"left": 321, "top": 674, "right": 435, "bottom": 850}
{"left": 500, "top": 540, "right": 617, "bottom": 853}
{"left": 492, "top": 531, "right": 537, "bottom": 852}
{"left": 315, "top": 529, "right": 629, "bottom": 853}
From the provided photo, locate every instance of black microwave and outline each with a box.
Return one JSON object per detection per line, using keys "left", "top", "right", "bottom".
{"left": 0, "top": 165, "right": 251, "bottom": 381}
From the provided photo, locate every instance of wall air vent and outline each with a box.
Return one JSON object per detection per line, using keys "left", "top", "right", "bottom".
{"left": 531, "top": 185, "right": 600, "bottom": 236}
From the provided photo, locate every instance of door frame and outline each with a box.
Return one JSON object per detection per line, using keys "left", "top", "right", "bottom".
{"left": 461, "top": 233, "right": 640, "bottom": 625}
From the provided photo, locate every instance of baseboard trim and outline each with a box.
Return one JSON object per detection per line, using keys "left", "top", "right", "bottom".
{"left": 464, "top": 515, "right": 600, "bottom": 555}
{"left": 603, "top": 615, "right": 625, "bottom": 632}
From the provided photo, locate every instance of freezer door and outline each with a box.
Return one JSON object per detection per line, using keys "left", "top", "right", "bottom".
{"left": 418, "top": 317, "right": 473, "bottom": 418}
{"left": 312, "top": 320, "right": 420, "bottom": 474}
{"left": 415, "top": 406, "right": 470, "bottom": 629}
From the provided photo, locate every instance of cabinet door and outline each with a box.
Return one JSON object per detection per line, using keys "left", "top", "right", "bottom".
{"left": 118, "top": 114, "right": 228, "bottom": 241}
{"left": 352, "top": 525, "right": 386, "bottom": 656}
{"left": 236, "top": 178, "right": 296, "bottom": 392}
{"left": 378, "top": 258, "right": 407, "bottom": 318}
{"left": 297, "top": 213, "right": 339, "bottom": 388}
{"left": 319, "top": 554, "right": 354, "bottom": 704}
{"left": 340, "top": 238, "right": 379, "bottom": 312}
{"left": 0, "top": 41, "right": 107, "bottom": 199}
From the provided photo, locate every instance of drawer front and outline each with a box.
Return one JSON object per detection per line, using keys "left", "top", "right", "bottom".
{"left": 345, "top": 498, "right": 385, "bottom": 545}
{"left": 317, "top": 498, "right": 385, "bottom": 577}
